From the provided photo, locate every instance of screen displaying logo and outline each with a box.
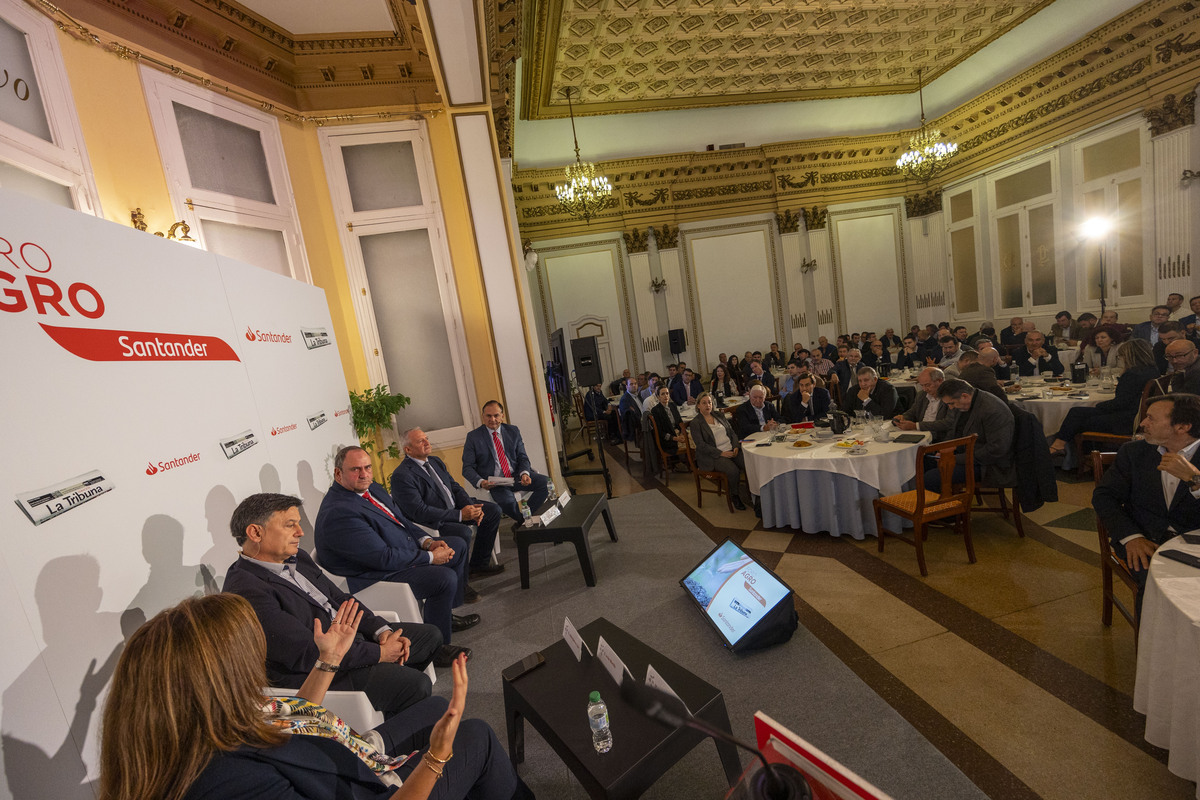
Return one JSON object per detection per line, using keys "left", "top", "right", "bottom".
{"left": 15, "top": 469, "right": 114, "bottom": 526}
{"left": 307, "top": 411, "right": 327, "bottom": 431}
{"left": 301, "top": 326, "right": 331, "bottom": 350}
{"left": 219, "top": 429, "right": 259, "bottom": 459}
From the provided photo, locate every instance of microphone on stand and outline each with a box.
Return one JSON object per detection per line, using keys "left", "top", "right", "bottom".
{"left": 620, "top": 681, "right": 811, "bottom": 800}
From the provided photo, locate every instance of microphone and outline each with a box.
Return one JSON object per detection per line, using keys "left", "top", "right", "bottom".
{"left": 620, "top": 681, "right": 810, "bottom": 800}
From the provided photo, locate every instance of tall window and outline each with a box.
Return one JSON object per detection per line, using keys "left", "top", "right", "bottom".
{"left": 140, "top": 67, "right": 309, "bottom": 281}
{"left": 0, "top": 0, "right": 98, "bottom": 211}
{"left": 945, "top": 184, "right": 982, "bottom": 316}
{"left": 988, "top": 155, "right": 1062, "bottom": 315}
{"left": 319, "top": 122, "right": 477, "bottom": 446}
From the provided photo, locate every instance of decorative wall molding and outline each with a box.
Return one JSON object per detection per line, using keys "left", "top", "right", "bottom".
{"left": 905, "top": 190, "right": 944, "bottom": 218}
{"left": 623, "top": 228, "right": 651, "bottom": 253}
{"left": 1158, "top": 254, "right": 1192, "bottom": 279}
{"left": 817, "top": 308, "right": 835, "bottom": 326}
{"left": 655, "top": 223, "right": 680, "bottom": 249}
{"left": 1144, "top": 91, "right": 1197, "bottom": 137}
{"left": 790, "top": 312, "right": 807, "bottom": 329}
{"left": 916, "top": 291, "right": 947, "bottom": 309}
{"left": 803, "top": 205, "right": 829, "bottom": 231}
{"left": 642, "top": 335, "right": 660, "bottom": 353}
{"left": 776, "top": 209, "right": 803, "bottom": 234}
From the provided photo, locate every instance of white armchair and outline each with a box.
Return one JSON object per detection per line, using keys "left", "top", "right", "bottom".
{"left": 263, "top": 686, "right": 382, "bottom": 733}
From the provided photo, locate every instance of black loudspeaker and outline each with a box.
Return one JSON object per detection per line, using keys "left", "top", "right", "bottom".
{"left": 668, "top": 328, "right": 686, "bottom": 354}
{"left": 570, "top": 336, "right": 603, "bottom": 386}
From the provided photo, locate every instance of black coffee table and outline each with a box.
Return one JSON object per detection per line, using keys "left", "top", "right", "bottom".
{"left": 514, "top": 493, "right": 617, "bottom": 589}
{"left": 502, "top": 617, "right": 743, "bottom": 799}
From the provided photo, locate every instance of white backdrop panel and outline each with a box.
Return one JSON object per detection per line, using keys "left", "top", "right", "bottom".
{"left": 0, "top": 187, "right": 351, "bottom": 799}
{"left": 691, "top": 230, "right": 774, "bottom": 367}
{"left": 545, "top": 247, "right": 626, "bottom": 382}
{"left": 834, "top": 214, "right": 903, "bottom": 336}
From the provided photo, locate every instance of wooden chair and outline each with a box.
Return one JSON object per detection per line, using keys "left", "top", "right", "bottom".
{"left": 680, "top": 427, "right": 734, "bottom": 513}
{"left": 1090, "top": 451, "right": 1139, "bottom": 637}
{"left": 876, "top": 435, "right": 978, "bottom": 576}
{"left": 573, "top": 390, "right": 598, "bottom": 446}
{"left": 1073, "top": 381, "right": 1151, "bottom": 477}
{"left": 617, "top": 404, "right": 642, "bottom": 465}
{"left": 646, "top": 413, "right": 676, "bottom": 486}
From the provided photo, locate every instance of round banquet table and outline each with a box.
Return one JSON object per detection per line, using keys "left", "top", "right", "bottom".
{"left": 742, "top": 427, "right": 930, "bottom": 539}
{"left": 880, "top": 376, "right": 918, "bottom": 412}
{"left": 1010, "top": 386, "right": 1103, "bottom": 436}
{"left": 1134, "top": 536, "right": 1200, "bottom": 796}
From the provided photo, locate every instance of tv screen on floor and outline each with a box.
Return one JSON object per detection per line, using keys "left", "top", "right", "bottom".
{"left": 680, "top": 539, "right": 793, "bottom": 651}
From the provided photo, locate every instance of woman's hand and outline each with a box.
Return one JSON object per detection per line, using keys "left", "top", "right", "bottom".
{"left": 427, "top": 653, "right": 468, "bottom": 760}
{"left": 314, "top": 599, "right": 363, "bottom": 663}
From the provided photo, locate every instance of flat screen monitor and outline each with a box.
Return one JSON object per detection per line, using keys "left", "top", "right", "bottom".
{"left": 680, "top": 538, "right": 794, "bottom": 652}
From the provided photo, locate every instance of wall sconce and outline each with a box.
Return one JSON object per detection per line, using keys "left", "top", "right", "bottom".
{"left": 522, "top": 239, "right": 539, "bottom": 272}
{"left": 1183, "top": 169, "right": 1199, "bottom": 185}
{"left": 799, "top": 257, "right": 818, "bottom": 274}
{"left": 131, "top": 208, "right": 199, "bottom": 245}
{"left": 650, "top": 277, "right": 667, "bottom": 294}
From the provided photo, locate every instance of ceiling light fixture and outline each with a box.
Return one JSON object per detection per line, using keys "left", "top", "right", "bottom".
{"left": 554, "top": 87, "right": 612, "bottom": 223}
{"left": 896, "top": 69, "right": 958, "bottom": 185}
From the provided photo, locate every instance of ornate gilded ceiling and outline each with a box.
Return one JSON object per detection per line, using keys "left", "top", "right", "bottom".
{"left": 522, "top": 0, "right": 1058, "bottom": 119}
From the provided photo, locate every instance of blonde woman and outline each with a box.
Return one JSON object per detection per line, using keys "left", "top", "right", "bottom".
{"left": 690, "top": 392, "right": 753, "bottom": 511}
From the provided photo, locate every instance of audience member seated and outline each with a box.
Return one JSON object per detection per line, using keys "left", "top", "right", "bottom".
{"left": 1153, "top": 321, "right": 1187, "bottom": 375}
{"left": 725, "top": 355, "right": 744, "bottom": 387}
{"left": 316, "top": 448, "right": 478, "bottom": 647}
{"left": 925, "top": 379, "right": 1016, "bottom": 491}
{"left": 1179, "top": 295, "right": 1200, "bottom": 335}
{"left": 583, "top": 383, "right": 620, "bottom": 444}
{"left": 638, "top": 373, "right": 657, "bottom": 400}
{"left": 763, "top": 342, "right": 787, "bottom": 371}
{"left": 608, "top": 369, "right": 630, "bottom": 396}
{"left": 977, "top": 347, "right": 1011, "bottom": 382}
{"left": 391, "top": 428, "right": 503, "bottom": 581}
{"left": 894, "top": 336, "right": 922, "bottom": 370}
{"left": 894, "top": 367, "right": 951, "bottom": 438}
{"left": 1000, "top": 317, "right": 1026, "bottom": 350}
{"left": 1160, "top": 340, "right": 1200, "bottom": 395}
{"left": 788, "top": 343, "right": 808, "bottom": 366}
{"left": 1080, "top": 326, "right": 1122, "bottom": 376}
{"left": 649, "top": 385, "right": 686, "bottom": 464}
{"left": 936, "top": 336, "right": 965, "bottom": 375}
{"left": 831, "top": 344, "right": 861, "bottom": 390}
{"left": 1014, "top": 330, "right": 1064, "bottom": 376}
{"left": 957, "top": 350, "right": 1006, "bottom": 401}
{"left": 1048, "top": 340, "right": 1158, "bottom": 455}
{"left": 862, "top": 340, "right": 892, "bottom": 370}
{"left": 880, "top": 328, "right": 902, "bottom": 348}
{"left": 966, "top": 323, "right": 995, "bottom": 349}
{"left": 1050, "top": 310, "right": 1083, "bottom": 346}
{"left": 670, "top": 368, "right": 702, "bottom": 406}
{"left": 1093, "top": 394, "right": 1200, "bottom": 612}
{"left": 1167, "top": 292, "right": 1186, "bottom": 319}
{"left": 710, "top": 363, "right": 738, "bottom": 399}
{"left": 462, "top": 401, "right": 551, "bottom": 524}
{"left": 99, "top": 593, "right": 530, "bottom": 800}
{"left": 617, "top": 378, "right": 642, "bottom": 439}
{"left": 781, "top": 372, "right": 831, "bottom": 423}
{"left": 739, "top": 352, "right": 755, "bottom": 381}
{"left": 692, "top": 392, "right": 753, "bottom": 511}
{"left": 225, "top": 493, "right": 449, "bottom": 718}
{"left": 952, "top": 326, "right": 970, "bottom": 345}
{"left": 780, "top": 362, "right": 802, "bottom": 395}
{"left": 746, "top": 360, "right": 777, "bottom": 394}
{"left": 807, "top": 348, "right": 835, "bottom": 379}
{"left": 816, "top": 336, "right": 838, "bottom": 361}
{"left": 1132, "top": 305, "right": 1172, "bottom": 344}
{"left": 734, "top": 384, "right": 780, "bottom": 438}
{"left": 842, "top": 366, "right": 898, "bottom": 417}
{"left": 1077, "top": 312, "right": 1098, "bottom": 334}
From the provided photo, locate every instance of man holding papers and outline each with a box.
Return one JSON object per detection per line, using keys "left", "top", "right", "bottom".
{"left": 462, "top": 400, "right": 550, "bottom": 525}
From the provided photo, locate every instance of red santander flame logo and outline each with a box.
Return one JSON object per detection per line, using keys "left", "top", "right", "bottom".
{"left": 245, "top": 326, "right": 256, "bottom": 341}
{"left": 145, "top": 463, "right": 158, "bottom": 476}
{"left": 271, "top": 428, "right": 278, "bottom": 436}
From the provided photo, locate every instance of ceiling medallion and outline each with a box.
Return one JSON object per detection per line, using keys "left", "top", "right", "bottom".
{"left": 896, "top": 68, "right": 958, "bottom": 185}
{"left": 554, "top": 87, "right": 613, "bottom": 223}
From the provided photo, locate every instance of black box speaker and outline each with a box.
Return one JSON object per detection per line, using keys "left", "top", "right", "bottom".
{"left": 668, "top": 328, "right": 686, "bottom": 354}
{"left": 570, "top": 336, "right": 603, "bottom": 386}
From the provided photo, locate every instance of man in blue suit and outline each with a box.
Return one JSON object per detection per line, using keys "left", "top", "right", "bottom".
{"left": 669, "top": 368, "right": 701, "bottom": 405}
{"left": 617, "top": 377, "right": 642, "bottom": 441}
{"left": 315, "top": 446, "right": 478, "bottom": 644}
{"left": 780, "top": 372, "right": 831, "bottom": 423}
{"left": 462, "top": 400, "right": 550, "bottom": 524}
{"left": 391, "top": 426, "right": 503, "bottom": 580}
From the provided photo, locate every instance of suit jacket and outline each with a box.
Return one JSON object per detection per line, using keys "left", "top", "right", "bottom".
{"left": 670, "top": 379, "right": 701, "bottom": 405}
{"left": 1000, "top": 328, "right": 1027, "bottom": 348}
{"left": 780, "top": 387, "right": 831, "bottom": 423}
{"left": 1095, "top": 364, "right": 1157, "bottom": 416}
{"left": 390, "top": 456, "right": 472, "bottom": 527}
{"left": 1093, "top": 439, "right": 1200, "bottom": 549}
{"left": 841, "top": 380, "right": 898, "bottom": 418}
{"left": 1168, "top": 360, "right": 1200, "bottom": 395}
{"left": 1011, "top": 405, "right": 1058, "bottom": 512}
{"left": 943, "top": 390, "right": 1016, "bottom": 486}
{"left": 762, "top": 351, "right": 787, "bottom": 371}
{"left": 650, "top": 401, "right": 684, "bottom": 450}
{"left": 690, "top": 412, "right": 742, "bottom": 471}
{"left": 959, "top": 362, "right": 1007, "bottom": 402}
{"left": 462, "top": 423, "right": 533, "bottom": 486}
{"left": 1130, "top": 321, "right": 1156, "bottom": 342}
{"left": 893, "top": 349, "right": 922, "bottom": 370}
{"left": 582, "top": 389, "right": 611, "bottom": 421}
{"left": 314, "top": 482, "right": 430, "bottom": 593}
{"left": 862, "top": 349, "right": 892, "bottom": 369}
{"left": 817, "top": 343, "right": 838, "bottom": 361}
{"left": 1014, "top": 344, "right": 1064, "bottom": 376}
{"left": 222, "top": 550, "right": 392, "bottom": 689}
{"left": 901, "top": 392, "right": 952, "bottom": 438}
{"left": 832, "top": 360, "right": 856, "bottom": 390}
{"left": 747, "top": 371, "right": 776, "bottom": 394}
{"left": 733, "top": 400, "right": 779, "bottom": 439}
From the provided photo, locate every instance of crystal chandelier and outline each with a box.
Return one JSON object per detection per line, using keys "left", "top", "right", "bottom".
{"left": 896, "top": 69, "right": 958, "bottom": 185}
{"left": 554, "top": 87, "right": 612, "bottom": 223}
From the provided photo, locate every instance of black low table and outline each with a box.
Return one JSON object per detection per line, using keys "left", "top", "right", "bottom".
{"left": 514, "top": 493, "right": 617, "bottom": 589}
{"left": 502, "top": 617, "right": 743, "bottom": 799}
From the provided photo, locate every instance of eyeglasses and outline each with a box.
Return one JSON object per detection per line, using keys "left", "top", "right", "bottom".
{"left": 1166, "top": 352, "right": 1195, "bottom": 360}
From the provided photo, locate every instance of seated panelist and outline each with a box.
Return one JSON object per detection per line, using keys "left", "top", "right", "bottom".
{"left": 461, "top": 400, "right": 550, "bottom": 525}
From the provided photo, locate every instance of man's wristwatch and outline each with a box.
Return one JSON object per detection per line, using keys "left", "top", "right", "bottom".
{"left": 314, "top": 659, "right": 339, "bottom": 673}
{"left": 1189, "top": 474, "right": 1200, "bottom": 492}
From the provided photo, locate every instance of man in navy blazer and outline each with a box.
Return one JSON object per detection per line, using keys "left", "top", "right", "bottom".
{"left": 1131, "top": 305, "right": 1172, "bottom": 345}
{"left": 391, "top": 426, "right": 503, "bottom": 580}
{"left": 670, "top": 368, "right": 701, "bottom": 405}
{"left": 222, "top": 492, "right": 447, "bottom": 718}
{"left": 780, "top": 372, "right": 831, "bottom": 422}
{"left": 462, "top": 400, "right": 550, "bottom": 524}
{"left": 315, "top": 446, "right": 478, "bottom": 644}
{"left": 1093, "top": 394, "right": 1200, "bottom": 607}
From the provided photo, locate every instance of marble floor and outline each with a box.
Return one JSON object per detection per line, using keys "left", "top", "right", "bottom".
{"left": 555, "top": 427, "right": 1191, "bottom": 800}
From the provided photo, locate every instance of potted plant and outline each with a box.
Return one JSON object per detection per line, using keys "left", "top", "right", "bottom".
{"left": 348, "top": 384, "right": 410, "bottom": 487}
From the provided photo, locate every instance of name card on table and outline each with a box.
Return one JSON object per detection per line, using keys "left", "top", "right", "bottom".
{"left": 596, "top": 636, "right": 631, "bottom": 687}
{"left": 563, "top": 616, "right": 591, "bottom": 662}
{"left": 558, "top": 489, "right": 572, "bottom": 507}
{"left": 538, "top": 504, "right": 562, "bottom": 526}
{"left": 646, "top": 664, "right": 691, "bottom": 714}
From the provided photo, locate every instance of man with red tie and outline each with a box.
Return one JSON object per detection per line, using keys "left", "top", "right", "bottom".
{"left": 462, "top": 400, "right": 550, "bottom": 525}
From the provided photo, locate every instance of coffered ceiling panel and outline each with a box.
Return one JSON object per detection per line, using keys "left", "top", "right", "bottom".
{"left": 523, "top": 0, "right": 1058, "bottom": 119}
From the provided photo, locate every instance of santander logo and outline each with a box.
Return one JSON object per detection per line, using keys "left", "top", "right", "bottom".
{"left": 245, "top": 326, "right": 292, "bottom": 344}
{"left": 245, "top": 326, "right": 256, "bottom": 341}
{"left": 271, "top": 423, "right": 298, "bottom": 436}
{"left": 334, "top": 407, "right": 351, "bottom": 418}
{"left": 145, "top": 452, "right": 200, "bottom": 475}
{"left": 145, "top": 463, "right": 158, "bottom": 475}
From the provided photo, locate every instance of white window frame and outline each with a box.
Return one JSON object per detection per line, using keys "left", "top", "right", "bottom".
{"left": 0, "top": 0, "right": 99, "bottom": 212}
{"left": 139, "top": 65, "right": 310, "bottom": 283}
{"left": 318, "top": 121, "right": 478, "bottom": 447}
{"left": 1070, "top": 117, "right": 1153, "bottom": 309}
{"left": 987, "top": 152, "right": 1064, "bottom": 316}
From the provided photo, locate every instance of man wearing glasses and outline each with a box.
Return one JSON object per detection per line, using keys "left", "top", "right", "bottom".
{"left": 1162, "top": 340, "right": 1200, "bottom": 395}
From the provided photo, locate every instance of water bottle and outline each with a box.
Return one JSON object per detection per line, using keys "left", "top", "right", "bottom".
{"left": 519, "top": 497, "right": 531, "bottom": 521}
{"left": 587, "top": 691, "right": 612, "bottom": 753}
{"left": 546, "top": 479, "right": 557, "bottom": 502}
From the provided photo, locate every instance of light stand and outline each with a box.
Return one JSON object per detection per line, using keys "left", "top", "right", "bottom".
{"left": 1080, "top": 216, "right": 1112, "bottom": 314}
{"left": 557, "top": 380, "right": 612, "bottom": 499}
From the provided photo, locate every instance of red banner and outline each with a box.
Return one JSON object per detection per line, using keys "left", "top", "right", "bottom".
{"left": 40, "top": 323, "right": 240, "bottom": 362}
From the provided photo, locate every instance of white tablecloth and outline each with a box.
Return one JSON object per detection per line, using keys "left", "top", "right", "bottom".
{"left": 743, "top": 428, "right": 930, "bottom": 538}
{"left": 1135, "top": 537, "right": 1200, "bottom": 796}
{"left": 1011, "top": 390, "right": 1102, "bottom": 436}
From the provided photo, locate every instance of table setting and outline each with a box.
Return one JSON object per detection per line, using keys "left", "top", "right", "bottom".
{"left": 1007, "top": 373, "right": 1106, "bottom": 436}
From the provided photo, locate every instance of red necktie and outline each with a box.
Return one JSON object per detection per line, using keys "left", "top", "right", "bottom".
{"left": 493, "top": 431, "right": 513, "bottom": 478}
{"left": 362, "top": 491, "right": 401, "bottom": 524}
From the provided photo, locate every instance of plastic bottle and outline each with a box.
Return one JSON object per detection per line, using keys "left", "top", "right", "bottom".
{"left": 519, "top": 497, "right": 531, "bottom": 521}
{"left": 587, "top": 690, "right": 612, "bottom": 753}
{"left": 546, "top": 479, "right": 557, "bottom": 501}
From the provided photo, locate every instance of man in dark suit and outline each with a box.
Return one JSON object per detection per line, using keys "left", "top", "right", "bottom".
{"left": 831, "top": 345, "right": 861, "bottom": 392}
{"left": 781, "top": 372, "right": 831, "bottom": 422}
{"left": 224, "top": 492, "right": 450, "bottom": 718}
{"left": 894, "top": 367, "right": 951, "bottom": 439}
{"left": 1161, "top": 340, "right": 1200, "bottom": 395}
{"left": 926, "top": 379, "right": 1016, "bottom": 490}
{"left": 816, "top": 335, "right": 838, "bottom": 361}
{"left": 391, "top": 427, "right": 503, "bottom": 581}
{"left": 617, "top": 377, "right": 644, "bottom": 439}
{"left": 1131, "top": 305, "right": 1172, "bottom": 345}
{"left": 462, "top": 400, "right": 550, "bottom": 524}
{"left": 734, "top": 384, "right": 780, "bottom": 438}
{"left": 1000, "top": 316, "right": 1026, "bottom": 349}
{"left": 315, "top": 446, "right": 478, "bottom": 645}
{"left": 762, "top": 342, "right": 787, "bottom": 371}
{"left": 670, "top": 368, "right": 701, "bottom": 406}
{"left": 842, "top": 366, "right": 898, "bottom": 417}
{"left": 1013, "top": 330, "right": 1064, "bottom": 376}
{"left": 957, "top": 350, "right": 1007, "bottom": 401}
{"left": 1093, "top": 394, "right": 1200, "bottom": 605}
{"left": 747, "top": 360, "right": 777, "bottom": 394}
{"left": 1152, "top": 322, "right": 1186, "bottom": 374}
